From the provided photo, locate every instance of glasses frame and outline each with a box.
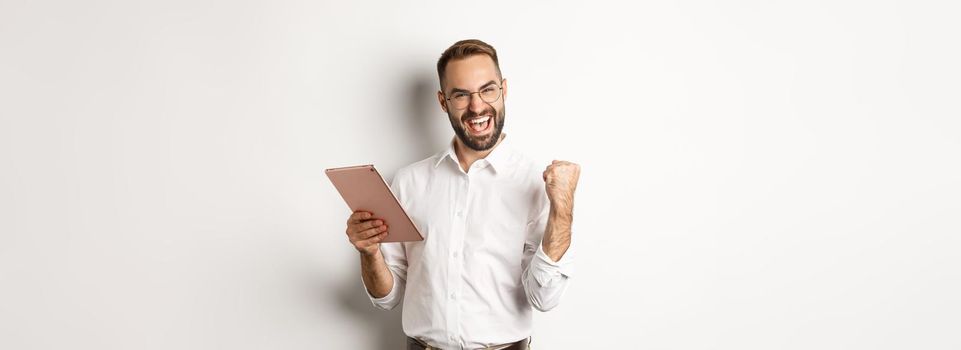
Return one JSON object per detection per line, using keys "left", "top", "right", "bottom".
{"left": 443, "top": 81, "right": 504, "bottom": 110}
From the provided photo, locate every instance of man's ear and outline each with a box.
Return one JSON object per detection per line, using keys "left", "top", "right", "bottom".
{"left": 437, "top": 90, "right": 449, "bottom": 113}
{"left": 501, "top": 78, "right": 508, "bottom": 101}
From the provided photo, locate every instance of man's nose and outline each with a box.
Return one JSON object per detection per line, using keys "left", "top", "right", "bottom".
{"left": 468, "top": 93, "right": 487, "bottom": 113}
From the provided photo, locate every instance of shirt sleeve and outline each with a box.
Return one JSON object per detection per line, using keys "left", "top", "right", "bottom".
{"left": 363, "top": 241, "right": 408, "bottom": 310}
{"left": 363, "top": 170, "right": 410, "bottom": 310}
{"left": 521, "top": 202, "right": 575, "bottom": 312}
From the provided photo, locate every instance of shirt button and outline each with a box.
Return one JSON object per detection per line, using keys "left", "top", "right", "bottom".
{"left": 455, "top": 210, "right": 462, "bottom": 217}
{"left": 452, "top": 251, "right": 459, "bottom": 258}
{"left": 449, "top": 292, "right": 456, "bottom": 299}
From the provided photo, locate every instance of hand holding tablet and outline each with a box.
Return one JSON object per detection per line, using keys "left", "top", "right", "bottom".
{"left": 326, "top": 165, "right": 424, "bottom": 247}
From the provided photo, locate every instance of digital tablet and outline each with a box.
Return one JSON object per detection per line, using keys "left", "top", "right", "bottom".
{"left": 325, "top": 164, "right": 424, "bottom": 242}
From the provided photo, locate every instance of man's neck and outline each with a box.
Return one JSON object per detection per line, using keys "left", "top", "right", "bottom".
{"left": 454, "top": 133, "right": 505, "bottom": 173}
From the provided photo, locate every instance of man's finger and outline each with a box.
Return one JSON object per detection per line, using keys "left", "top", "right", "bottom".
{"left": 357, "top": 231, "right": 389, "bottom": 247}
{"left": 352, "top": 225, "right": 388, "bottom": 241}
{"left": 358, "top": 219, "right": 383, "bottom": 232}
{"left": 348, "top": 211, "right": 373, "bottom": 224}
{"left": 346, "top": 219, "right": 382, "bottom": 236}
{"left": 369, "top": 231, "right": 389, "bottom": 243}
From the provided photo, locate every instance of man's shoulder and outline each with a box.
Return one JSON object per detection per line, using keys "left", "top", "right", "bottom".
{"left": 391, "top": 151, "right": 444, "bottom": 185}
{"left": 504, "top": 147, "right": 546, "bottom": 180}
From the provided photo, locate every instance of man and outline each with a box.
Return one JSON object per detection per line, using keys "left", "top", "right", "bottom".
{"left": 344, "top": 39, "right": 580, "bottom": 350}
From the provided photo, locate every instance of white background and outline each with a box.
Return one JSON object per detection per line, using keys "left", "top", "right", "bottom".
{"left": 2, "top": 0, "right": 959, "bottom": 349}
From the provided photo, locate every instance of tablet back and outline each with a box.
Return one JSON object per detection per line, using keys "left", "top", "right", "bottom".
{"left": 325, "top": 164, "right": 424, "bottom": 243}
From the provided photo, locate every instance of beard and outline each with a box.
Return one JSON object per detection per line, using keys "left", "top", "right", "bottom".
{"left": 448, "top": 104, "right": 506, "bottom": 151}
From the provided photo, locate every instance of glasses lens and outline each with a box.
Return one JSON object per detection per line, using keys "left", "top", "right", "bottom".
{"left": 480, "top": 86, "right": 500, "bottom": 103}
{"left": 450, "top": 93, "right": 468, "bottom": 110}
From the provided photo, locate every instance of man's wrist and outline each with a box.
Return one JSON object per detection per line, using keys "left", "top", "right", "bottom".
{"left": 549, "top": 202, "right": 574, "bottom": 221}
{"left": 360, "top": 247, "right": 382, "bottom": 260}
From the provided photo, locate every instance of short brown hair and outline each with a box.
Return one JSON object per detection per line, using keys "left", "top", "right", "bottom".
{"left": 436, "top": 39, "right": 502, "bottom": 90}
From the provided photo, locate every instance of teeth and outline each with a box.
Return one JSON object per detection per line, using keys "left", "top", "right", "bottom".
{"left": 469, "top": 116, "right": 491, "bottom": 124}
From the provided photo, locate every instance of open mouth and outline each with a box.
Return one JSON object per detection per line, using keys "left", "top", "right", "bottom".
{"left": 465, "top": 115, "right": 493, "bottom": 135}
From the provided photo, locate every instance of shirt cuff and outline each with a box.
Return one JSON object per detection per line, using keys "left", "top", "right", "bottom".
{"left": 531, "top": 240, "right": 575, "bottom": 287}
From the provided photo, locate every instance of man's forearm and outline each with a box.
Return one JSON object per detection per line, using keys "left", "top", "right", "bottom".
{"left": 360, "top": 250, "right": 394, "bottom": 298}
{"left": 542, "top": 203, "right": 573, "bottom": 262}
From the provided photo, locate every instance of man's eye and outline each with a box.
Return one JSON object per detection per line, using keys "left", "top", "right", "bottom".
{"left": 452, "top": 93, "right": 468, "bottom": 99}
{"left": 482, "top": 87, "right": 496, "bottom": 93}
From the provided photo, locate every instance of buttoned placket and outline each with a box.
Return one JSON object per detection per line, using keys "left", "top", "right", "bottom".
{"left": 446, "top": 167, "right": 472, "bottom": 347}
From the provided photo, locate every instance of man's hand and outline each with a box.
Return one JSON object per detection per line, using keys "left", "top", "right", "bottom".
{"left": 543, "top": 160, "right": 581, "bottom": 213}
{"left": 346, "top": 211, "right": 389, "bottom": 256}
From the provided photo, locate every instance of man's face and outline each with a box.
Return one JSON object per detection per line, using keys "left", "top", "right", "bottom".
{"left": 437, "top": 55, "right": 507, "bottom": 152}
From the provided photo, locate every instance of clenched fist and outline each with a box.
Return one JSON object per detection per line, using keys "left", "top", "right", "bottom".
{"left": 542, "top": 160, "right": 580, "bottom": 212}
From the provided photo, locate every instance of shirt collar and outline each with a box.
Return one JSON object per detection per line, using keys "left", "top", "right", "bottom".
{"left": 433, "top": 133, "right": 512, "bottom": 174}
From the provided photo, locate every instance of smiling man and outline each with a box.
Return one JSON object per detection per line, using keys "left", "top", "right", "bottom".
{"left": 344, "top": 39, "right": 580, "bottom": 350}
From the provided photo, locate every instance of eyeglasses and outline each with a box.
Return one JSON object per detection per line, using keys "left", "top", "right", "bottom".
{"left": 444, "top": 83, "right": 503, "bottom": 110}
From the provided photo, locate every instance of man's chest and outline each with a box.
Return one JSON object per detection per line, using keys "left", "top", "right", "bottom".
{"left": 402, "top": 173, "right": 540, "bottom": 262}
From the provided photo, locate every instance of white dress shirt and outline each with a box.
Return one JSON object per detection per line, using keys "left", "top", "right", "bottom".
{"left": 363, "top": 134, "right": 575, "bottom": 349}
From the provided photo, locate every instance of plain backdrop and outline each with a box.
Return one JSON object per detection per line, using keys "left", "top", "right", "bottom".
{"left": 1, "top": 0, "right": 959, "bottom": 349}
